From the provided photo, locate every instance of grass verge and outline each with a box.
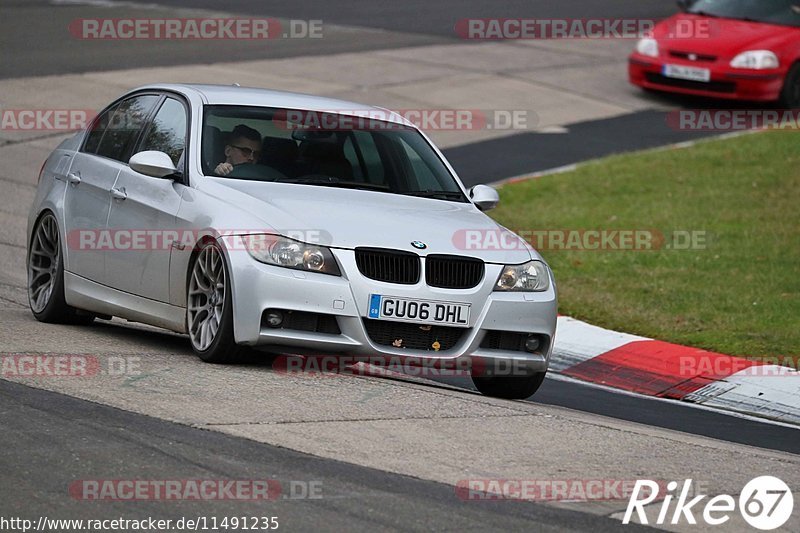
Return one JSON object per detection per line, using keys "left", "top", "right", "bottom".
{"left": 490, "top": 130, "right": 799, "bottom": 358}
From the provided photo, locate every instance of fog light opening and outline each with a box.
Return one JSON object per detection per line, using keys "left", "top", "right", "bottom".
{"left": 524, "top": 335, "right": 541, "bottom": 353}
{"left": 265, "top": 310, "right": 285, "bottom": 328}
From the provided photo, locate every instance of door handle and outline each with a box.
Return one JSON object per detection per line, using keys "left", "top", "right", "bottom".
{"left": 67, "top": 172, "right": 82, "bottom": 185}
{"left": 110, "top": 187, "right": 127, "bottom": 200}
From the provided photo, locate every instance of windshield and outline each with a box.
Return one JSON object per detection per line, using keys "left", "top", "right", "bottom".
{"left": 201, "top": 105, "right": 468, "bottom": 202}
{"left": 688, "top": 0, "right": 800, "bottom": 27}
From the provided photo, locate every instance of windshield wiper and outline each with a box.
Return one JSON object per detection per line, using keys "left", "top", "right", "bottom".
{"left": 404, "top": 190, "right": 466, "bottom": 200}
{"left": 690, "top": 10, "right": 764, "bottom": 23}
{"left": 689, "top": 10, "right": 720, "bottom": 18}
{"left": 279, "top": 176, "right": 340, "bottom": 185}
{"left": 277, "top": 176, "right": 389, "bottom": 192}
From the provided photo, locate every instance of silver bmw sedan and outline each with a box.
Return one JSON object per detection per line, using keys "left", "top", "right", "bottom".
{"left": 26, "top": 84, "right": 557, "bottom": 399}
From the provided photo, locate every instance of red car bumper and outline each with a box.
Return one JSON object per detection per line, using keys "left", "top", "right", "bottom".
{"left": 629, "top": 54, "right": 785, "bottom": 102}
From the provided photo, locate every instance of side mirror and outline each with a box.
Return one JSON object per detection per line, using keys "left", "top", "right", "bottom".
{"left": 470, "top": 184, "right": 500, "bottom": 211}
{"left": 129, "top": 150, "right": 178, "bottom": 178}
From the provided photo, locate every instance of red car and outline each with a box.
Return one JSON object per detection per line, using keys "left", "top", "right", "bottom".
{"left": 629, "top": 0, "right": 800, "bottom": 107}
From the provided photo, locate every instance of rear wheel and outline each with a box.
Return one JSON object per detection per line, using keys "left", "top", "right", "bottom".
{"left": 779, "top": 63, "right": 800, "bottom": 109}
{"left": 28, "top": 212, "right": 93, "bottom": 325}
{"left": 472, "top": 371, "right": 547, "bottom": 400}
{"left": 187, "top": 241, "right": 247, "bottom": 363}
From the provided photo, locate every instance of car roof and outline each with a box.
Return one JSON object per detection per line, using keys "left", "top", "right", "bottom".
{"left": 131, "top": 83, "right": 413, "bottom": 126}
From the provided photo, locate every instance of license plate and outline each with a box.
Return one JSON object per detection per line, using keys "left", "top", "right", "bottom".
{"left": 368, "top": 294, "right": 470, "bottom": 327}
{"left": 662, "top": 64, "right": 711, "bottom": 83}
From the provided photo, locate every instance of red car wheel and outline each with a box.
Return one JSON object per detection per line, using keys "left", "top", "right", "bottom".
{"left": 779, "top": 63, "right": 800, "bottom": 109}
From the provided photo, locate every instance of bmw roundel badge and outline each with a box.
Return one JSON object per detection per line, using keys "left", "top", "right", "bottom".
{"left": 411, "top": 241, "right": 427, "bottom": 250}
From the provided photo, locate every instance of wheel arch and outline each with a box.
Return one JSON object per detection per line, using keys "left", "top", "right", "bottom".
{"left": 27, "top": 207, "right": 61, "bottom": 266}
{"left": 184, "top": 234, "right": 240, "bottom": 340}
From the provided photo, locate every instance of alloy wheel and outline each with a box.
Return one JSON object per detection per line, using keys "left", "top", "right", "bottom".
{"left": 28, "top": 214, "right": 60, "bottom": 314}
{"left": 188, "top": 244, "right": 227, "bottom": 351}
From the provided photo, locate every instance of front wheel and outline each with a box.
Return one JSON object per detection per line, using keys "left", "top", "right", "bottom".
{"left": 472, "top": 371, "right": 547, "bottom": 400}
{"left": 779, "top": 63, "right": 800, "bottom": 109}
{"left": 187, "top": 241, "right": 247, "bottom": 363}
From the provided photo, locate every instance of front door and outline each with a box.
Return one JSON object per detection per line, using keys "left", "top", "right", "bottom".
{"left": 105, "top": 96, "right": 188, "bottom": 301}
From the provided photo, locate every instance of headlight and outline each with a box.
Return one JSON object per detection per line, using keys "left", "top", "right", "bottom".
{"left": 730, "top": 50, "right": 779, "bottom": 70}
{"left": 494, "top": 260, "right": 550, "bottom": 292}
{"left": 635, "top": 38, "right": 659, "bottom": 58}
{"left": 242, "top": 234, "right": 341, "bottom": 276}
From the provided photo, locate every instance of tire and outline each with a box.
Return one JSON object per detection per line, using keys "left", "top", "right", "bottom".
{"left": 779, "top": 63, "right": 800, "bottom": 109}
{"left": 187, "top": 240, "right": 247, "bottom": 363}
{"left": 28, "top": 212, "right": 94, "bottom": 325}
{"left": 472, "top": 371, "right": 547, "bottom": 400}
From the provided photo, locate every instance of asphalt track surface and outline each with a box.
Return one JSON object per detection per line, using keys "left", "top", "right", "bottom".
{"left": 434, "top": 375, "right": 800, "bottom": 455}
{"left": 1, "top": 0, "right": 674, "bottom": 79}
{"left": 119, "top": 0, "right": 678, "bottom": 38}
{"left": 2, "top": 0, "right": 676, "bottom": 79}
{"left": 446, "top": 110, "right": 719, "bottom": 185}
{"left": 1, "top": 379, "right": 656, "bottom": 532}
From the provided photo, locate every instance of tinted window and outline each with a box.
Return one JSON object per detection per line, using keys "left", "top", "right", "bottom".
{"left": 399, "top": 137, "right": 440, "bottom": 191}
{"left": 95, "top": 95, "right": 159, "bottom": 162}
{"left": 140, "top": 98, "right": 187, "bottom": 166}
{"left": 84, "top": 103, "right": 120, "bottom": 154}
{"left": 342, "top": 136, "right": 363, "bottom": 180}
{"left": 344, "top": 131, "right": 385, "bottom": 184}
{"left": 201, "top": 105, "right": 466, "bottom": 202}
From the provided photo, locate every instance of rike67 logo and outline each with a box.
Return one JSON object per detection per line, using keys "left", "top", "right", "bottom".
{"left": 623, "top": 476, "right": 794, "bottom": 530}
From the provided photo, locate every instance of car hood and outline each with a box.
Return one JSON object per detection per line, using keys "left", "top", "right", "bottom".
{"left": 203, "top": 179, "right": 538, "bottom": 264}
{"left": 654, "top": 14, "right": 800, "bottom": 58}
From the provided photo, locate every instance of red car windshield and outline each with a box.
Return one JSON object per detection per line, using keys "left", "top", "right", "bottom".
{"left": 688, "top": 0, "right": 800, "bottom": 27}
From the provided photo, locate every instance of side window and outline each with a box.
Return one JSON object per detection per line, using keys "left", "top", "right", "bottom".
{"left": 139, "top": 98, "right": 187, "bottom": 167}
{"left": 95, "top": 95, "right": 159, "bottom": 162}
{"left": 84, "top": 103, "right": 120, "bottom": 154}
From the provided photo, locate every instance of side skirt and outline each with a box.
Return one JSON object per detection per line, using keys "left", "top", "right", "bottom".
{"left": 64, "top": 271, "right": 187, "bottom": 333}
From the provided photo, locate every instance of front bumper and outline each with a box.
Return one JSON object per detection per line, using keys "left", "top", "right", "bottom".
{"left": 227, "top": 247, "right": 557, "bottom": 371}
{"left": 629, "top": 54, "right": 785, "bottom": 102}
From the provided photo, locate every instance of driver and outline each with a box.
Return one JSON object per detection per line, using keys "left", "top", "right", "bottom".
{"left": 214, "top": 124, "right": 262, "bottom": 176}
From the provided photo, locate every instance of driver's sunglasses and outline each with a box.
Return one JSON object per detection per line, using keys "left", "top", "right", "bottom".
{"left": 230, "top": 144, "right": 262, "bottom": 159}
